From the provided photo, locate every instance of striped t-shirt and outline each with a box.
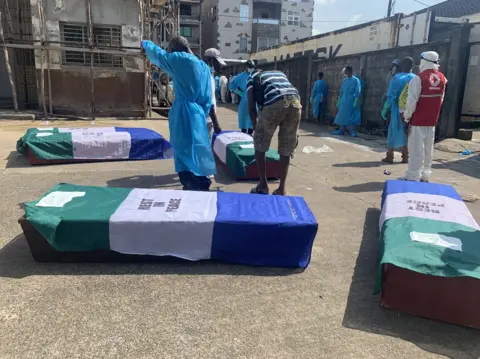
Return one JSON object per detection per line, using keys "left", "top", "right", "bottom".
{"left": 246, "top": 70, "right": 300, "bottom": 107}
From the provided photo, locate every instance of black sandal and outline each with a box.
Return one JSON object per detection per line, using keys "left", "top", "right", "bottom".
{"left": 272, "top": 189, "right": 286, "bottom": 196}
{"left": 250, "top": 185, "right": 269, "bottom": 195}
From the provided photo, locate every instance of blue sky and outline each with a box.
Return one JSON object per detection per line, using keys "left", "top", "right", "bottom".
{"left": 313, "top": 0, "right": 446, "bottom": 35}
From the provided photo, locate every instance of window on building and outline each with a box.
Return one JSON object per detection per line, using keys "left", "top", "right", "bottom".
{"left": 60, "top": 23, "right": 122, "bottom": 67}
{"left": 240, "top": 5, "right": 249, "bottom": 22}
{"left": 180, "top": 26, "right": 192, "bottom": 37}
{"left": 260, "top": 12, "right": 269, "bottom": 19}
{"left": 239, "top": 36, "right": 248, "bottom": 53}
{"left": 180, "top": 4, "right": 192, "bottom": 16}
{"left": 287, "top": 11, "right": 300, "bottom": 26}
{"left": 257, "top": 37, "right": 279, "bottom": 50}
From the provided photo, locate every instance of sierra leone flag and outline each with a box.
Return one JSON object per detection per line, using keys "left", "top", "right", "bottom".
{"left": 375, "top": 180, "right": 480, "bottom": 293}
{"left": 25, "top": 184, "right": 318, "bottom": 268}
{"left": 17, "top": 127, "right": 173, "bottom": 161}
{"left": 212, "top": 131, "right": 279, "bottom": 177}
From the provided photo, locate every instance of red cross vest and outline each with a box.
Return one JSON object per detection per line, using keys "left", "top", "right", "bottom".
{"left": 410, "top": 69, "right": 447, "bottom": 127}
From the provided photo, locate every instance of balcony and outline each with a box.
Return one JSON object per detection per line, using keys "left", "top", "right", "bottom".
{"left": 180, "top": 14, "right": 201, "bottom": 24}
{"left": 252, "top": 18, "right": 280, "bottom": 25}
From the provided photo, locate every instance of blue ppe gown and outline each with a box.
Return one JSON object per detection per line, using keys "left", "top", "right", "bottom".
{"left": 352, "top": 75, "right": 364, "bottom": 126}
{"left": 228, "top": 72, "right": 253, "bottom": 130}
{"left": 142, "top": 40, "right": 216, "bottom": 177}
{"left": 214, "top": 76, "right": 220, "bottom": 100}
{"left": 386, "top": 72, "right": 415, "bottom": 149}
{"left": 334, "top": 76, "right": 362, "bottom": 127}
{"left": 311, "top": 79, "right": 328, "bottom": 118}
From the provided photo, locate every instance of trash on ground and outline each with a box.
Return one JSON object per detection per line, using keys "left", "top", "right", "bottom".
{"left": 302, "top": 145, "right": 333, "bottom": 154}
{"left": 460, "top": 149, "right": 472, "bottom": 156}
{"left": 384, "top": 170, "right": 391, "bottom": 176}
{"left": 462, "top": 193, "right": 479, "bottom": 203}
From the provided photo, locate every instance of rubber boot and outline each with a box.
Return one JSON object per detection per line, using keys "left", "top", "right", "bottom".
{"left": 382, "top": 149, "right": 394, "bottom": 164}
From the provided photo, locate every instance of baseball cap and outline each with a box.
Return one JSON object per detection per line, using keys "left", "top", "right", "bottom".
{"left": 204, "top": 48, "right": 227, "bottom": 66}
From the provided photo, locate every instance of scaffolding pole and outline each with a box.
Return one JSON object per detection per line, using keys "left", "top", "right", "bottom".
{"left": 37, "top": 0, "right": 48, "bottom": 120}
{"left": 0, "top": 10, "right": 18, "bottom": 112}
{"left": 39, "top": 0, "right": 52, "bottom": 114}
{"left": 86, "top": 0, "right": 95, "bottom": 121}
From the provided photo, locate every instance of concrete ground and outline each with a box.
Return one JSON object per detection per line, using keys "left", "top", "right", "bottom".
{"left": 0, "top": 105, "right": 479, "bottom": 359}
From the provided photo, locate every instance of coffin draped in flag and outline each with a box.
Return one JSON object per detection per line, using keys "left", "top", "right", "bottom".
{"left": 17, "top": 127, "right": 173, "bottom": 164}
{"left": 375, "top": 180, "right": 480, "bottom": 328}
{"left": 212, "top": 131, "right": 280, "bottom": 179}
{"left": 23, "top": 184, "right": 318, "bottom": 268}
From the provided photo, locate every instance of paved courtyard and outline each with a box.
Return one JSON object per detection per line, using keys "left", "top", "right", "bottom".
{"left": 0, "top": 106, "right": 479, "bottom": 359}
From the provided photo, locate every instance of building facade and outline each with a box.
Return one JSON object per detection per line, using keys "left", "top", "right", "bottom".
{"left": 29, "top": 0, "right": 145, "bottom": 116}
{"left": 201, "top": 0, "right": 314, "bottom": 60}
{"left": 179, "top": 0, "right": 202, "bottom": 55}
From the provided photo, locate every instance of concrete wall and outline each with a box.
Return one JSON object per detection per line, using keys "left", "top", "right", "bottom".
{"left": 30, "top": 0, "right": 144, "bottom": 116}
{"left": 280, "top": 0, "right": 313, "bottom": 42}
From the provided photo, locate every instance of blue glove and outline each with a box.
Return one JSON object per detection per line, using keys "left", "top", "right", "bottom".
{"left": 381, "top": 102, "right": 391, "bottom": 120}
{"left": 353, "top": 98, "right": 359, "bottom": 108}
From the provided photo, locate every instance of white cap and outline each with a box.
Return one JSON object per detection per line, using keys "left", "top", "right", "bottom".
{"left": 204, "top": 48, "right": 227, "bottom": 66}
{"left": 421, "top": 51, "right": 440, "bottom": 64}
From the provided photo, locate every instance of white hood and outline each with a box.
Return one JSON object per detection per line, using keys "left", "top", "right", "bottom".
{"left": 419, "top": 59, "right": 440, "bottom": 72}
{"left": 419, "top": 51, "right": 440, "bottom": 73}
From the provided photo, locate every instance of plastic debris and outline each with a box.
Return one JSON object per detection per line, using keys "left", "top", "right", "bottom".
{"left": 460, "top": 149, "right": 472, "bottom": 156}
{"left": 384, "top": 170, "right": 391, "bottom": 176}
{"left": 302, "top": 145, "right": 333, "bottom": 154}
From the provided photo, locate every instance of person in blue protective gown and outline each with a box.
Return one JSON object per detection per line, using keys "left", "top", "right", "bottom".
{"left": 352, "top": 73, "right": 364, "bottom": 128}
{"left": 332, "top": 66, "right": 362, "bottom": 137}
{"left": 381, "top": 57, "right": 415, "bottom": 163}
{"left": 142, "top": 37, "right": 216, "bottom": 191}
{"left": 214, "top": 74, "right": 220, "bottom": 100}
{"left": 228, "top": 60, "right": 256, "bottom": 134}
{"left": 310, "top": 72, "right": 328, "bottom": 122}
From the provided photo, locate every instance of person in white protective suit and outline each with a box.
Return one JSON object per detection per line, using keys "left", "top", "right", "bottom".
{"left": 229, "top": 73, "right": 238, "bottom": 104}
{"left": 219, "top": 73, "right": 228, "bottom": 103}
{"left": 399, "top": 51, "right": 447, "bottom": 182}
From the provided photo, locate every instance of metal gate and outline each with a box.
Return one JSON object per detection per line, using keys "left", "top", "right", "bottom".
{"left": 0, "top": 0, "right": 38, "bottom": 110}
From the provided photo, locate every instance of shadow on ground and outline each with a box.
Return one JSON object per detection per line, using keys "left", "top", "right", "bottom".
{"left": 107, "top": 174, "right": 181, "bottom": 188}
{"left": 433, "top": 154, "right": 480, "bottom": 180}
{"left": 0, "top": 235, "right": 300, "bottom": 279}
{"left": 5, "top": 151, "right": 30, "bottom": 168}
{"left": 333, "top": 161, "right": 386, "bottom": 168}
{"left": 333, "top": 182, "right": 385, "bottom": 193}
{"left": 343, "top": 208, "right": 480, "bottom": 359}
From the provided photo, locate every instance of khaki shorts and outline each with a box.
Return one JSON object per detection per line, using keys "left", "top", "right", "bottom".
{"left": 254, "top": 96, "right": 302, "bottom": 157}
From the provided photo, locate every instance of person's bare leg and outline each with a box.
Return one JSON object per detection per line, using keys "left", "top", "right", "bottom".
{"left": 275, "top": 155, "right": 290, "bottom": 195}
{"left": 255, "top": 150, "right": 269, "bottom": 192}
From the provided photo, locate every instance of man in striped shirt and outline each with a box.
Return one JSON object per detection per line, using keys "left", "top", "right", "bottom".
{"left": 247, "top": 70, "right": 302, "bottom": 195}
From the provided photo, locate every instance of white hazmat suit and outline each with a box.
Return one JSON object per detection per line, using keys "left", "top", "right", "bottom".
{"left": 219, "top": 75, "right": 228, "bottom": 103}
{"left": 400, "top": 51, "right": 447, "bottom": 182}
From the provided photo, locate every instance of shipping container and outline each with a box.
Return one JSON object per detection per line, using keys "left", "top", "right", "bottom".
{"left": 250, "top": 12, "right": 432, "bottom": 63}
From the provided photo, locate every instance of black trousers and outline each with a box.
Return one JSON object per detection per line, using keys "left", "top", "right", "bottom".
{"left": 178, "top": 171, "right": 211, "bottom": 191}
